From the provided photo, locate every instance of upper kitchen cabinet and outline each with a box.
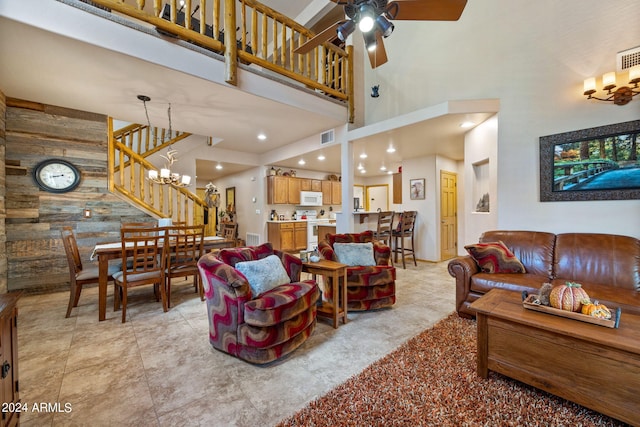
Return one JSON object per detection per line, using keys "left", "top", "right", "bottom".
{"left": 288, "top": 178, "right": 301, "bottom": 205}
{"left": 322, "top": 180, "right": 342, "bottom": 205}
{"left": 267, "top": 176, "right": 289, "bottom": 204}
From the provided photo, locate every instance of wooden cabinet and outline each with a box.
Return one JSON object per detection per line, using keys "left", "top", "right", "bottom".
{"left": 267, "top": 176, "right": 289, "bottom": 204}
{"left": 393, "top": 172, "right": 402, "bottom": 204}
{"left": 317, "top": 224, "right": 336, "bottom": 243}
{"left": 268, "top": 222, "right": 307, "bottom": 252}
{"left": 331, "top": 181, "right": 342, "bottom": 205}
{"left": 321, "top": 181, "right": 342, "bottom": 205}
{"left": 0, "top": 293, "right": 20, "bottom": 427}
{"left": 268, "top": 176, "right": 335, "bottom": 205}
{"left": 288, "top": 178, "right": 301, "bottom": 205}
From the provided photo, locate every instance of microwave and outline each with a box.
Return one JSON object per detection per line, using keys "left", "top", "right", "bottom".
{"left": 299, "top": 191, "right": 323, "bottom": 206}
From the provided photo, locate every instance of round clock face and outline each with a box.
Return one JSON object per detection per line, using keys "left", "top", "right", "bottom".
{"left": 34, "top": 159, "right": 81, "bottom": 193}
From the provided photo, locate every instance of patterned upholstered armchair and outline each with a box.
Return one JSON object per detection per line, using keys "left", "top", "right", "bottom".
{"left": 318, "top": 230, "right": 396, "bottom": 311}
{"left": 197, "top": 243, "right": 319, "bottom": 364}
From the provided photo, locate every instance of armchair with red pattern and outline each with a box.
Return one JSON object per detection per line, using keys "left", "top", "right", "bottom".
{"left": 197, "top": 243, "right": 319, "bottom": 364}
{"left": 318, "top": 230, "right": 396, "bottom": 311}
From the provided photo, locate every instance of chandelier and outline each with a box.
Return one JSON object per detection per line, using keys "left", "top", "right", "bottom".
{"left": 583, "top": 65, "right": 640, "bottom": 106}
{"left": 138, "top": 95, "right": 191, "bottom": 187}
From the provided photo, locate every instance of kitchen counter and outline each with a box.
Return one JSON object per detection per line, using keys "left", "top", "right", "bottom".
{"left": 266, "top": 219, "right": 308, "bottom": 223}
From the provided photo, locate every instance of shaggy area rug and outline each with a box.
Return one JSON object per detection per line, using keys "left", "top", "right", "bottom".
{"left": 278, "top": 313, "right": 627, "bottom": 426}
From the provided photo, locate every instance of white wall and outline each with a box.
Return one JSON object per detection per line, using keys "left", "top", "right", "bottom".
{"left": 463, "top": 115, "right": 499, "bottom": 251}
{"left": 363, "top": 0, "right": 640, "bottom": 238}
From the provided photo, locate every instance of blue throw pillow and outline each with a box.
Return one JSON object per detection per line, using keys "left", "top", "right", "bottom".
{"left": 333, "top": 242, "right": 376, "bottom": 267}
{"left": 235, "top": 255, "right": 290, "bottom": 297}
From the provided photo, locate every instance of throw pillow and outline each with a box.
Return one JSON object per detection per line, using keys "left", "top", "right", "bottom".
{"left": 235, "top": 254, "right": 291, "bottom": 297}
{"left": 333, "top": 242, "right": 376, "bottom": 267}
{"left": 464, "top": 241, "right": 526, "bottom": 273}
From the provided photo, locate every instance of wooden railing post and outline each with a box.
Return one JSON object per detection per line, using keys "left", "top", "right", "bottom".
{"left": 224, "top": 0, "right": 237, "bottom": 85}
{"left": 347, "top": 45, "right": 354, "bottom": 124}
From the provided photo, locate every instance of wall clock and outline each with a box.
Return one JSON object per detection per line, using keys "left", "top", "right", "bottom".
{"left": 33, "top": 159, "right": 81, "bottom": 193}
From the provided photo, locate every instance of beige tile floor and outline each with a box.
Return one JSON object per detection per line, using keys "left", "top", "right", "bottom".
{"left": 17, "top": 261, "right": 456, "bottom": 426}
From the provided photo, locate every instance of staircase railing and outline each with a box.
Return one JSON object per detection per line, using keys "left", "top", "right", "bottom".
{"left": 79, "top": 0, "right": 354, "bottom": 122}
{"left": 113, "top": 123, "right": 191, "bottom": 159}
{"left": 108, "top": 118, "right": 207, "bottom": 224}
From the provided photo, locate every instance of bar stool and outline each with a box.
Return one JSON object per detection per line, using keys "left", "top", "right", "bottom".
{"left": 392, "top": 211, "right": 417, "bottom": 269}
{"left": 375, "top": 210, "right": 395, "bottom": 248}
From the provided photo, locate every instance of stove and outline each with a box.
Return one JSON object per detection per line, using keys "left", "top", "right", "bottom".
{"left": 296, "top": 210, "right": 330, "bottom": 251}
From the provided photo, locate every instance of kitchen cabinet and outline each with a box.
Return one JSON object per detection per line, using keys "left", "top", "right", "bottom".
{"left": 393, "top": 172, "right": 402, "bottom": 204}
{"left": 331, "top": 181, "right": 342, "bottom": 204}
{"left": 300, "top": 179, "right": 311, "bottom": 191}
{"left": 317, "top": 224, "right": 336, "bottom": 243}
{"left": 267, "top": 176, "right": 289, "bottom": 204}
{"left": 268, "top": 222, "right": 307, "bottom": 252}
{"left": 311, "top": 180, "right": 322, "bottom": 192}
{"left": 0, "top": 293, "right": 20, "bottom": 427}
{"left": 288, "top": 178, "right": 301, "bottom": 205}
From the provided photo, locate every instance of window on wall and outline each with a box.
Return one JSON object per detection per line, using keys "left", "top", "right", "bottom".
{"left": 473, "top": 160, "right": 490, "bottom": 213}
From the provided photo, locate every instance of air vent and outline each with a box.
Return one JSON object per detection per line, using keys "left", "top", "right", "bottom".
{"left": 617, "top": 46, "right": 640, "bottom": 72}
{"left": 321, "top": 130, "right": 334, "bottom": 145}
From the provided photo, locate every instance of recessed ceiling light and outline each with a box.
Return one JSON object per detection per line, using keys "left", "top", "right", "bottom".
{"left": 357, "top": 163, "right": 363, "bottom": 170}
{"left": 298, "top": 159, "right": 306, "bottom": 165}
{"left": 380, "top": 165, "right": 387, "bottom": 171}
{"left": 257, "top": 133, "right": 267, "bottom": 140}
{"left": 387, "top": 170, "right": 393, "bottom": 175}
{"left": 386, "top": 146, "right": 396, "bottom": 153}
{"left": 360, "top": 169, "right": 367, "bottom": 173}
{"left": 215, "top": 163, "right": 223, "bottom": 170}
{"left": 460, "top": 121, "right": 475, "bottom": 128}
{"left": 317, "top": 154, "right": 326, "bottom": 161}
{"left": 360, "top": 153, "right": 368, "bottom": 159}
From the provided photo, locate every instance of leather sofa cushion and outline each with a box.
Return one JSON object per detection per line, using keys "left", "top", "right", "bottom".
{"left": 555, "top": 233, "right": 640, "bottom": 290}
{"left": 470, "top": 273, "right": 547, "bottom": 295}
{"left": 480, "top": 230, "right": 555, "bottom": 278}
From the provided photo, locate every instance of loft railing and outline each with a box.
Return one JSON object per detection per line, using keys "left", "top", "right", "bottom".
{"left": 82, "top": 0, "right": 354, "bottom": 122}
{"left": 113, "top": 123, "right": 191, "bottom": 159}
{"left": 109, "top": 118, "right": 207, "bottom": 224}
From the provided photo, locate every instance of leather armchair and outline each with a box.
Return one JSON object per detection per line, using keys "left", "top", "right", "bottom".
{"left": 197, "top": 243, "right": 319, "bottom": 364}
{"left": 318, "top": 230, "right": 396, "bottom": 311}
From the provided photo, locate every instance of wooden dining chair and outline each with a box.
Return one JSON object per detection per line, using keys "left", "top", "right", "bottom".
{"left": 60, "top": 226, "right": 119, "bottom": 318}
{"left": 221, "top": 223, "right": 238, "bottom": 247}
{"left": 165, "top": 224, "right": 205, "bottom": 306}
{"left": 112, "top": 226, "right": 169, "bottom": 323}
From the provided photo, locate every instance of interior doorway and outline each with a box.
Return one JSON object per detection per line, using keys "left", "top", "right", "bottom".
{"left": 440, "top": 171, "right": 457, "bottom": 260}
{"left": 366, "top": 185, "right": 389, "bottom": 212}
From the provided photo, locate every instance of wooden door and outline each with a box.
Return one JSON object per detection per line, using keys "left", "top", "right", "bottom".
{"left": 440, "top": 171, "right": 457, "bottom": 260}
{"left": 366, "top": 185, "right": 389, "bottom": 212}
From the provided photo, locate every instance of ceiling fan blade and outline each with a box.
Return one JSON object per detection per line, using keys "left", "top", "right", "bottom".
{"left": 389, "top": 0, "right": 467, "bottom": 21}
{"left": 367, "top": 32, "right": 388, "bottom": 69}
{"left": 294, "top": 21, "right": 344, "bottom": 54}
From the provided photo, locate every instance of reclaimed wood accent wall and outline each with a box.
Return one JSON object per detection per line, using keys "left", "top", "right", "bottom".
{"left": 0, "top": 90, "right": 6, "bottom": 294}
{"left": 4, "top": 99, "right": 153, "bottom": 293}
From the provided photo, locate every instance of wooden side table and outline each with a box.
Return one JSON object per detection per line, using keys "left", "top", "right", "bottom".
{"left": 302, "top": 259, "right": 348, "bottom": 328}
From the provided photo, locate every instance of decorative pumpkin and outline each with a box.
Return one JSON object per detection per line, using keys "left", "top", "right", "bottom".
{"left": 549, "top": 282, "right": 590, "bottom": 312}
{"left": 580, "top": 299, "right": 612, "bottom": 319}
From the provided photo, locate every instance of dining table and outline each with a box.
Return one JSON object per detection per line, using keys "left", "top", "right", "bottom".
{"left": 91, "top": 235, "right": 235, "bottom": 321}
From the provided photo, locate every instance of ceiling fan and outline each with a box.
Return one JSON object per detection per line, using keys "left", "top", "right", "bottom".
{"left": 294, "top": 0, "right": 467, "bottom": 68}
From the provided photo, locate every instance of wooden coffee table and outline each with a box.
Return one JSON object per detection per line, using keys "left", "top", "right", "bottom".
{"left": 302, "top": 259, "right": 347, "bottom": 328}
{"left": 470, "top": 288, "right": 640, "bottom": 426}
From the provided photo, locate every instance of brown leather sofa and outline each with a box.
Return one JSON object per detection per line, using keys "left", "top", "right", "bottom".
{"left": 448, "top": 230, "right": 640, "bottom": 318}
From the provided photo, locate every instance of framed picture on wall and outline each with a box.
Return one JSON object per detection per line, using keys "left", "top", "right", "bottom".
{"left": 539, "top": 119, "right": 640, "bottom": 201}
{"left": 410, "top": 178, "right": 425, "bottom": 200}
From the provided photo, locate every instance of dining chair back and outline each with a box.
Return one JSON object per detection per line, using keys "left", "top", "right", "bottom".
{"left": 375, "top": 210, "right": 395, "bottom": 248}
{"left": 61, "top": 226, "right": 118, "bottom": 317}
{"left": 112, "top": 226, "right": 169, "bottom": 323}
{"left": 221, "top": 223, "right": 238, "bottom": 246}
{"left": 166, "top": 224, "right": 205, "bottom": 306}
{"left": 392, "top": 211, "right": 417, "bottom": 269}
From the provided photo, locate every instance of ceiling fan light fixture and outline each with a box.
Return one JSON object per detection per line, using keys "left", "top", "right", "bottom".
{"left": 375, "top": 15, "right": 394, "bottom": 38}
{"left": 358, "top": 4, "right": 376, "bottom": 33}
{"left": 337, "top": 20, "right": 356, "bottom": 42}
{"left": 363, "top": 30, "right": 377, "bottom": 52}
